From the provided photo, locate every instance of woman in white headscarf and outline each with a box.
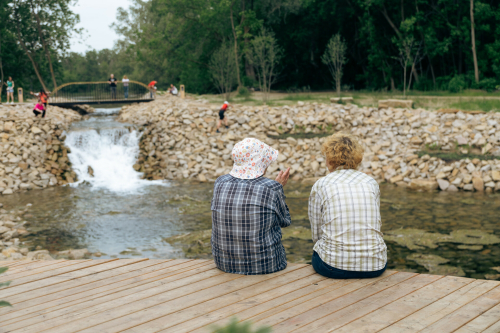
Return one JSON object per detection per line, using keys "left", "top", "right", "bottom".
{"left": 211, "top": 138, "right": 291, "bottom": 275}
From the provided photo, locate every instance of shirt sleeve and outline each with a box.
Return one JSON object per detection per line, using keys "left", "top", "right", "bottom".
{"left": 309, "top": 183, "right": 323, "bottom": 243}
{"left": 273, "top": 186, "right": 291, "bottom": 228}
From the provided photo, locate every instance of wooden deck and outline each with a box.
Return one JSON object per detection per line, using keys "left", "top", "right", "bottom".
{"left": 0, "top": 259, "right": 500, "bottom": 332}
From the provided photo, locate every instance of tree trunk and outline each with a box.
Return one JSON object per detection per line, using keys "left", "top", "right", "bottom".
{"left": 34, "top": 9, "right": 57, "bottom": 90}
{"left": 470, "top": 0, "right": 479, "bottom": 83}
{"left": 14, "top": 21, "right": 49, "bottom": 92}
{"left": 391, "top": 77, "right": 396, "bottom": 91}
{"left": 0, "top": 33, "right": 4, "bottom": 101}
{"left": 230, "top": 2, "right": 242, "bottom": 90}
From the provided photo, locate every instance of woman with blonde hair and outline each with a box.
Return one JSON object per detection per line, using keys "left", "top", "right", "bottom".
{"left": 308, "top": 132, "right": 387, "bottom": 279}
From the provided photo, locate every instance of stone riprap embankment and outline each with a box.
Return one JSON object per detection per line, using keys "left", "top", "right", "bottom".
{"left": 0, "top": 103, "right": 81, "bottom": 195}
{"left": 118, "top": 95, "right": 500, "bottom": 192}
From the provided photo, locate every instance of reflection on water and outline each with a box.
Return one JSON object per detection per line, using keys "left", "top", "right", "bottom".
{"left": 1, "top": 181, "right": 500, "bottom": 279}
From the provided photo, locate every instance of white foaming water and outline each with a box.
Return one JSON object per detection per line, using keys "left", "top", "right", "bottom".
{"left": 65, "top": 127, "right": 163, "bottom": 193}
{"left": 94, "top": 107, "right": 122, "bottom": 115}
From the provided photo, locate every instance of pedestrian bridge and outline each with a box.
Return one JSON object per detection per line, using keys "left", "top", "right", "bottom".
{"left": 49, "top": 81, "right": 155, "bottom": 107}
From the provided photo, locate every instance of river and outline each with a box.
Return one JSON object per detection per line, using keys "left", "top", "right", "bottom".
{"left": 1, "top": 106, "right": 499, "bottom": 280}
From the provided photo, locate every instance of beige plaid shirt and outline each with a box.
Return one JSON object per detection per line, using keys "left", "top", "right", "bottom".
{"left": 309, "top": 169, "right": 387, "bottom": 271}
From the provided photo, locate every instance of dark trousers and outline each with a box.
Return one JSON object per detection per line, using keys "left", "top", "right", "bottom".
{"left": 124, "top": 86, "right": 129, "bottom": 99}
{"left": 312, "top": 251, "right": 387, "bottom": 279}
{"left": 33, "top": 110, "right": 46, "bottom": 118}
{"left": 111, "top": 86, "right": 117, "bottom": 99}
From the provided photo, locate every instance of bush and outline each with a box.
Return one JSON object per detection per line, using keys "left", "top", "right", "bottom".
{"left": 478, "top": 78, "right": 498, "bottom": 92}
{"left": 237, "top": 86, "right": 252, "bottom": 98}
{"left": 448, "top": 75, "right": 468, "bottom": 93}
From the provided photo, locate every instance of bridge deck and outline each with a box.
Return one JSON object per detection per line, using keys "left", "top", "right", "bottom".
{"left": 0, "top": 259, "right": 499, "bottom": 332}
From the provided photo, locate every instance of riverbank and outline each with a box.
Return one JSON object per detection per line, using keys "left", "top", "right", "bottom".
{"left": 118, "top": 95, "right": 500, "bottom": 192}
{"left": 0, "top": 103, "right": 82, "bottom": 196}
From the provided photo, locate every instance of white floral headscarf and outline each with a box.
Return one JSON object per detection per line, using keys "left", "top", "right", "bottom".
{"left": 230, "top": 138, "right": 279, "bottom": 179}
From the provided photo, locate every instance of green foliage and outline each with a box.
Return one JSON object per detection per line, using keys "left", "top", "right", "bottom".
{"left": 210, "top": 317, "right": 271, "bottom": 333}
{"left": 0, "top": 266, "right": 12, "bottom": 307}
{"left": 237, "top": 86, "right": 252, "bottom": 98}
{"left": 448, "top": 75, "right": 468, "bottom": 93}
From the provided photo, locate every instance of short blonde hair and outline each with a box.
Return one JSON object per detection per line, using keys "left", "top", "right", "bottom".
{"left": 321, "top": 132, "right": 364, "bottom": 170}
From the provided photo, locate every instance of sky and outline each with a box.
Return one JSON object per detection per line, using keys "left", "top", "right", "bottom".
{"left": 70, "top": 0, "right": 129, "bottom": 54}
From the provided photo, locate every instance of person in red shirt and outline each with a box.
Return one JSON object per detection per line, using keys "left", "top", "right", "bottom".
{"left": 217, "top": 101, "right": 231, "bottom": 133}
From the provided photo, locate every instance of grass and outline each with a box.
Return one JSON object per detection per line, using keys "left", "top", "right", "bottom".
{"left": 418, "top": 142, "right": 500, "bottom": 162}
{"left": 195, "top": 89, "right": 500, "bottom": 112}
{"left": 417, "top": 151, "right": 500, "bottom": 162}
{"left": 267, "top": 131, "right": 334, "bottom": 140}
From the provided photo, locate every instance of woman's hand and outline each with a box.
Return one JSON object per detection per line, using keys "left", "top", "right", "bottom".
{"left": 275, "top": 167, "right": 291, "bottom": 187}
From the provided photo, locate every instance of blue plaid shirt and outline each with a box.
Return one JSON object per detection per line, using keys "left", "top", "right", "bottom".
{"left": 211, "top": 174, "right": 292, "bottom": 275}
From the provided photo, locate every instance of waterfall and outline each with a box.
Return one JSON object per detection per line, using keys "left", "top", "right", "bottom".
{"left": 65, "top": 108, "right": 164, "bottom": 193}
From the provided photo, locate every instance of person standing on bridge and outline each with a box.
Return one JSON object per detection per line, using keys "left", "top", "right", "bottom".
{"left": 108, "top": 74, "right": 117, "bottom": 100}
{"left": 122, "top": 75, "right": 129, "bottom": 99}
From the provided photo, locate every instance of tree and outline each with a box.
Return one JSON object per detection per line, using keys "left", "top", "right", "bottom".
{"left": 394, "top": 36, "right": 416, "bottom": 98}
{"left": 9, "top": 0, "right": 80, "bottom": 91}
{"left": 470, "top": 0, "right": 479, "bottom": 84}
{"left": 247, "top": 28, "right": 282, "bottom": 103}
{"left": 209, "top": 43, "right": 238, "bottom": 100}
{"left": 321, "top": 34, "right": 347, "bottom": 97}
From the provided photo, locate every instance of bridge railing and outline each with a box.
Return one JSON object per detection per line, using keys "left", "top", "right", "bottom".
{"left": 50, "top": 81, "right": 155, "bottom": 105}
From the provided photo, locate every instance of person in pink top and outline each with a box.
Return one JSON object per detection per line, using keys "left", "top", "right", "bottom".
{"left": 33, "top": 102, "right": 46, "bottom": 118}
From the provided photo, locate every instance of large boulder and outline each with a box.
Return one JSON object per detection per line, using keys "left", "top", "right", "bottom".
{"left": 408, "top": 179, "right": 438, "bottom": 192}
{"left": 378, "top": 99, "right": 413, "bottom": 109}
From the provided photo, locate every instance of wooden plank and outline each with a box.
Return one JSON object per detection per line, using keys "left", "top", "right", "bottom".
{"left": 0, "top": 260, "right": 201, "bottom": 323}
{"left": 24, "top": 270, "right": 244, "bottom": 333}
{"left": 0, "top": 259, "right": 117, "bottom": 298}
{"left": 1, "top": 261, "right": 217, "bottom": 332}
{"left": 175, "top": 275, "right": 356, "bottom": 333}
{"left": 0, "top": 260, "right": 69, "bottom": 274}
{"left": 78, "top": 266, "right": 311, "bottom": 333}
{"left": 455, "top": 302, "right": 500, "bottom": 333}
{"left": 482, "top": 319, "right": 500, "bottom": 333}
{"left": 261, "top": 271, "right": 416, "bottom": 332}
{"left": 420, "top": 285, "right": 500, "bottom": 333}
{"left": 0, "top": 259, "right": 85, "bottom": 282}
{"left": 118, "top": 265, "right": 314, "bottom": 333}
{"left": 379, "top": 280, "right": 500, "bottom": 333}
{"left": 0, "top": 259, "right": 151, "bottom": 320}
{"left": 325, "top": 276, "right": 472, "bottom": 333}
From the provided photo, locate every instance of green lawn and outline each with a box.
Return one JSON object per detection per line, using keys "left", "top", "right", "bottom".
{"left": 196, "top": 89, "right": 500, "bottom": 112}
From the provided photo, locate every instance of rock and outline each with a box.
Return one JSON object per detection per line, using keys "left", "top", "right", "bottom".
{"left": 10, "top": 252, "right": 23, "bottom": 260}
{"left": 437, "top": 179, "right": 450, "bottom": 191}
{"left": 390, "top": 175, "right": 403, "bottom": 184}
{"left": 446, "top": 185, "right": 458, "bottom": 192}
{"left": 310, "top": 161, "right": 320, "bottom": 172}
{"left": 286, "top": 137, "right": 298, "bottom": 146}
{"left": 88, "top": 166, "right": 94, "bottom": 177}
{"left": 463, "top": 184, "right": 474, "bottom": 191}
{"left": 69, "top": 248, "right": 90, "bottom": 259}
{"left": 473, "top": 177, "right": 484, "bottom": 192}
{"left": 198, "top": 174, "right": 207, "bottom": 182}
{"left": 31, "top": 126, "right": 43, "bottom": 134}
{"left": 492, "top": 170, "right": 500, "bottom": 182}
{"left": 408, "top": 179, "right": 438, "bottom": 192}
{"left": 378, "top": 99, "right": 413, "bottom": 109}
{"left": 2, "top": 189, "right": 13, "bottom": 195}
{"left": 27, "top": 250, "right": 54, "bottom": 260}
{"left": 410, "top": 136, "right": 423, "bottom": 145}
